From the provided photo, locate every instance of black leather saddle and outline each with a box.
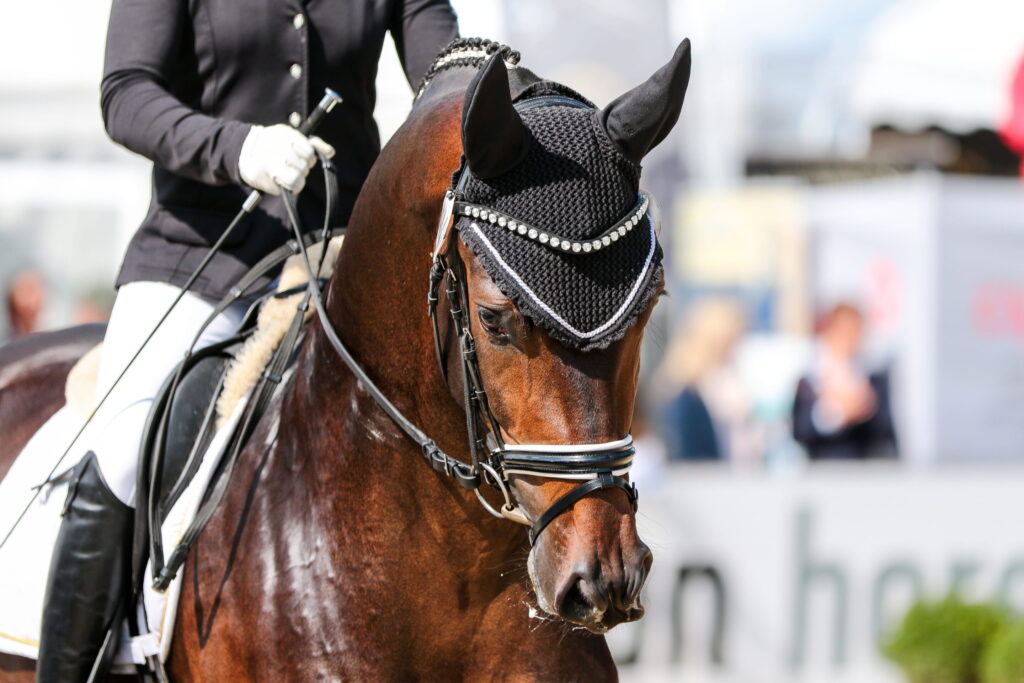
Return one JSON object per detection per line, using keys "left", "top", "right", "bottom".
{"left": 128, "top": 229, "right": 345, "bottom": 607}
{"left": 141, "top": 332, "right": 247, "bottom": 518}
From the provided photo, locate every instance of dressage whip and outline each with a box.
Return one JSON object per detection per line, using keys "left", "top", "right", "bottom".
{"left": 0, "top": 89, "right": 343, "bottom": 553}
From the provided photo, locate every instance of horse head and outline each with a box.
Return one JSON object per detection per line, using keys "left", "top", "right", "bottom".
{"left": 433, "top": 41, "right": 691, "bottom": 633}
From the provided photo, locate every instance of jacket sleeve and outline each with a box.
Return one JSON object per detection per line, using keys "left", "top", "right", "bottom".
{"left": 100, "top": 0, "right": 251, "bottom": 186}
{"left": 792, "top": 377, "right": 825, "bottom": 447}
{"left": 865, "top": 371, "right": 898, "bottom": 453}
{"left": 391, "top": 0, "right": 459, "bottom": 89}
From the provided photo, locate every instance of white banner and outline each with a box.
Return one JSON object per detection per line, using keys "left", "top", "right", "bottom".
{"left": 609, "top": 463, "right": 1024, "bottom": 683}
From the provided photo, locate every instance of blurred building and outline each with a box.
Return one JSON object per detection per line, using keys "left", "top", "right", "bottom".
{"left": 671, "top": 0, "right": 1024, "bottom": 184}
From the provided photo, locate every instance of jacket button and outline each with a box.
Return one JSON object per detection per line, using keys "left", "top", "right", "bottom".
{"left": 293, "top": 13, "right": 305, "bottom": 29}
{"left": 290, "top": 63, "right": 303, "bottom": 79}
{"left": 289, "top": 112, "right": 302, "bottom": 127}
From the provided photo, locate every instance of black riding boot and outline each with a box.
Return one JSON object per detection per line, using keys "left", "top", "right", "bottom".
{"left": 37, "top": 451, "right": 132, "bottom": 683}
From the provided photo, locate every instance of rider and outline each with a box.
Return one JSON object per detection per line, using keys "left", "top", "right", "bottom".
{"left": 38, "top": 2, "right": 458, "bottom": 680}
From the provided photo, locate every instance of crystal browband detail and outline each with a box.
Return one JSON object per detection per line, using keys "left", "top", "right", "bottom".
{"left": 456, "top": 193, "right": 649, "bottom": 254}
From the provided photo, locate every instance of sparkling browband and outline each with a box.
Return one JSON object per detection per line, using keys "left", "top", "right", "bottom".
{"left": 456, "top": 193, "right": 649, "bottom": 255}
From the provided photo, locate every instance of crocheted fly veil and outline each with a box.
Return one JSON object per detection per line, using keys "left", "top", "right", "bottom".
{"left": 453, "top": 41, "right": 691, "bottom": 351}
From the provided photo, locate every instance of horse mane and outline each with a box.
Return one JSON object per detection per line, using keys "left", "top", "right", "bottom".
{"left": 414, "top": 37, "right": 520, "bottom": 102}
{"left": 414, "top": 37, "right": 597, "bottom": 114}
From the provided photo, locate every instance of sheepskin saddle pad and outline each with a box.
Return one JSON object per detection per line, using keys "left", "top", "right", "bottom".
{"left": 0, "top": 236, "right": 342, "bottom": 670}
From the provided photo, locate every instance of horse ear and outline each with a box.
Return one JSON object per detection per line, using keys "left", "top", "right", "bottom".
{"left": 599, "top": 38, "right": 692, "bottom": 164}
{"left": 462, "top": 53, "right": 529, "bottom": 179}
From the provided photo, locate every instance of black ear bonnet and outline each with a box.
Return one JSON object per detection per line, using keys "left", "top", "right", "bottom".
{"left": 454, "top": 41, "right": 691, "bottom": 351}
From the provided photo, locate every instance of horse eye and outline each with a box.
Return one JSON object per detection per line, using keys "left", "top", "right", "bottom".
{"left": 477, "top": 307, "right": 510, "bottom": 340}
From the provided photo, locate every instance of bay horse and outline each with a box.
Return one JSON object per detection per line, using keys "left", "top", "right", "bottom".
{"left": 0, "top": 37, "right": 690, "bottom": 681}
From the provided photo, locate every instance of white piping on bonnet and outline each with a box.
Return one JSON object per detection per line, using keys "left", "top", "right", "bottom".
{"left": 467, "top": 215, "right": 656, "bottom": 340}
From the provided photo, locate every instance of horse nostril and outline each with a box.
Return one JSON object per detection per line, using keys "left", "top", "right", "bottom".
{"left": 550, "top": 556, "right": 650, "bottom": 630}
{"left": 557, "top": 577, "right": 593, "bottom": 623}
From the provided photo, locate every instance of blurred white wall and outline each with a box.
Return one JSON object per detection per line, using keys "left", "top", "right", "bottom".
{"left": 375, "top": 0, "right": 506, "bottom": 143}
{"left": 0, "top": 1, "right": 115, "bottom": 157}
{"left": 0, "top": 1, "right": 150, "bottom": 331}
{"left": 851, "top": 0, "right": 1024, "bottom": 134}
{"left": 611, "top": 463, "right": 1024, "bottom": 683}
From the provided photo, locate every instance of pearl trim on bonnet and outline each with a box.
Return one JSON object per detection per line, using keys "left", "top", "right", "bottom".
{"left": 466, "top": 215, "right": 658, "bottom": 340}
{"left": 456, "top": 193, "right": 649, "bottom": 254}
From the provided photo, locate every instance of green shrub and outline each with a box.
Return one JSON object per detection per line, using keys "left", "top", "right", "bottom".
{"left": 981, "top": 621, "right": 1024, "bottom": 683}
{"left": 884, "top": 596, "right": 1007, "bottom": 683}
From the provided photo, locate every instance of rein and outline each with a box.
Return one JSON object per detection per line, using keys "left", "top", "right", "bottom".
{"left": 286, "top": 95, "right": 640, "bottom": 546}
{"left": 425, "top": 162, "right": 638, "bottom": 544}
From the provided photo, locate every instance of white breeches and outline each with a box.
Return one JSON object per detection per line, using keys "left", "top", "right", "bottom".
{"left": 88, "top": 281, "right": 248, "bottom": 506}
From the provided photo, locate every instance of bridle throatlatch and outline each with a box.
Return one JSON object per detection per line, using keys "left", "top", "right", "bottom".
{"left": 426, "top": 167, "right": 639, "bottom": 546}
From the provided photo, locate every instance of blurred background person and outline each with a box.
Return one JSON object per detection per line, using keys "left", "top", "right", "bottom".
{"left": 6, "top": 268, "right": 47, "bottom": 339}
{"left": 658, "top": 298, "right": 762, "bottom": 464}
{"left": 628, "top": 403, "right": 670, "bottom": 493}
{"left": 70, "top": 287, "right": 113, "bottom": 325}
{"left": 792, "top": 302, "right": 897, "bottom": 460}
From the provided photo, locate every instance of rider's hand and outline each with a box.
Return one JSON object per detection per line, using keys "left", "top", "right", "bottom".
{"left": 238, "top": 124, "right": 335, "bottom": 195}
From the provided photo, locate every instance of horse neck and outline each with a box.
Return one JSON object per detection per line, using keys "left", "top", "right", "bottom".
{"left": 316, "top": 91, "right": 463, "bottom": 444}
{"left": 309, "top": 67, "right": 488, "bottom": 439}
{"left": 289, "top": 86, "right": 524, "bottom": 580}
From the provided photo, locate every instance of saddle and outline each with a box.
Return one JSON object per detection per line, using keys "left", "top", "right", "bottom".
{"left": 0, "top": 134, "right": 346, "bottom": 676}
{"left": 129, "top": 234, "right": 343, "bottom": 666}
{"left": 31, "top": 232, "right": 344, "bottom": 674}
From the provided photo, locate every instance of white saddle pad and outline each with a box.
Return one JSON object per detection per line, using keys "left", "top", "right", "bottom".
{"left": 0, "top": 397, "right": 247, "bottom": 671}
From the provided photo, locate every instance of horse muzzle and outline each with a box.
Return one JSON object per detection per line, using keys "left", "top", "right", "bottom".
{"left": 529, "top": 518, "right": 653, "bottom": 633}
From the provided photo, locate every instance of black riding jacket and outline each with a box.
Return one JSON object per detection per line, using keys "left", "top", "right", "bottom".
{"left": 102, "top": 0, "right": 458, "bottom": 299}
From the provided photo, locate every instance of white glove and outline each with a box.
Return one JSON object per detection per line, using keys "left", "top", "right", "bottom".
{"left": 238, "top": 124, "right": 335, "bottom": 195}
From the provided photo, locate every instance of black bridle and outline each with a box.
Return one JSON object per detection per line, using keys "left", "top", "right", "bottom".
{"left": 425, "top": 166, "right": 638, "bottom": 544}
{"left": 286, "top": 107, "right": 640, "bottom": 546}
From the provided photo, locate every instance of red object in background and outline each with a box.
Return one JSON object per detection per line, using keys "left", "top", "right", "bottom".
{"left": 866, "top": 259, "right": 902, "bottom": 334}
{"left": 973, "top": 282, "right": 1024, "bottom": 342}
{"left": 1001, "top": 52, "right": 1024, "bottom": 177}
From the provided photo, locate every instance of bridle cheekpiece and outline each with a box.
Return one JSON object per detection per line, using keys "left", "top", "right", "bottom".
{"left": 286, "top": 92, "right": 644, "bottom": 549}
{"left": 427, "top": 153, "right": 642, "bottom": 545}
